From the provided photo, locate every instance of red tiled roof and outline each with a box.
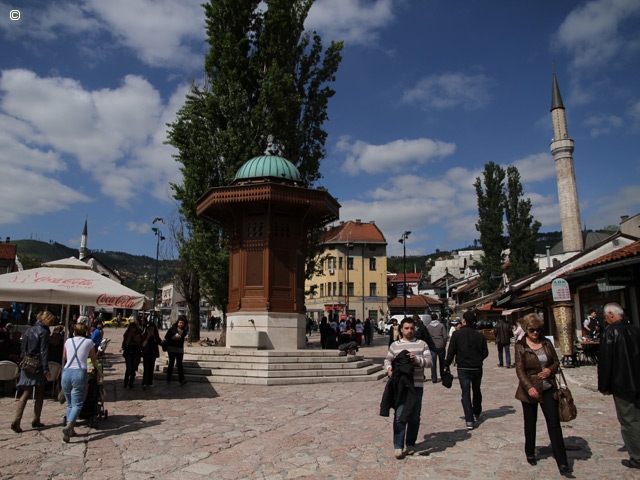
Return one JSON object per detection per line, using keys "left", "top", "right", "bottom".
{"left": 476, "top": 303, "right": 503, "bottom": 312}
{"left": 563, "top": 239, "right": 640, "bottom": 274}
{"left": 519, "top": 283, "right": 552, "bottom": 299}
{"left": 0, "top": 243, "right": 17, "bottom": 260}
{"left": 388, "top": 295, "right": 442, "bottom": 308}
{"left": 389, "top": 273, "right": 422, "bottom": 283}
{"left": 321, "top": 220, "right": 386, "bottom": 244}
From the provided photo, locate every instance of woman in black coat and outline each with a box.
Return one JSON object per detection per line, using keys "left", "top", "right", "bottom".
{"left": 165, "top": 316, "right": 188, "bottom": 385}
{"left": 141, "top": 323, "right": 161, "bottom": 390}
{"left": 12, "top": 311, "right": 55, "bottom": 433}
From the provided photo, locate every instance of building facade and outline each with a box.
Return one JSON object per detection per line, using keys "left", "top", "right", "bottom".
{"left": 305, "top": 220, "right": 388, "bottom": 322}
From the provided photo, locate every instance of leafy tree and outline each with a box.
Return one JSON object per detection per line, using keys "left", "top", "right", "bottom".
{"left": 166, "top": 0, "right": 343, "bottom": 340}
{"left": 474, "top": 162, "right": 507, "bottom": 293}
{"left": 505, "top": 166, "right": 541, "bottom": 281}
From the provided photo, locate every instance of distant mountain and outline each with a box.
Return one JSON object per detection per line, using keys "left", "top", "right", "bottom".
{"left": 13, "top": 239, "right": 174, "bottom": 291}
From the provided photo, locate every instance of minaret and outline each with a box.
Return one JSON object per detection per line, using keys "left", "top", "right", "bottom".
{"left": 79, "top": 219, "right": 88, "bottom": 260}
{"left": 550, "top": 73, "right": 583, "bottom": 253}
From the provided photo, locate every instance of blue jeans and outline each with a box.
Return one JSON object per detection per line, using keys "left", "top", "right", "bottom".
{"left": 393, "top": 387, "right": 423, "bottom": 449}
{"left": 498, "top": 343, "right": 511, "bottom": 366}
{"left": 62, "top": 368, "right": 88, "bottom": 424}
{"left": 457, "top": 368, "right": 483, "bottom": 423}
{"left": 430, "top": 347, "right": 445, "bottom": 382}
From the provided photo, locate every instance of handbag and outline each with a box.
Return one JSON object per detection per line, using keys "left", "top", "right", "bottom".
{"left": 161, "top": 339, "right": 168, "bottom": 352}
{"left": 555, "top": 368, "right": 577, "bottom": 422}
{"left": 441, "top": 369, "right": 454, "bottom": 389}
{"left": 19, "top": 355, "right": 42, "bottom": 375}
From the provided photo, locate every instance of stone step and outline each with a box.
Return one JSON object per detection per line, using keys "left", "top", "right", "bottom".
{"left": 182, "top": 353, "right": 364, "bottom": 364}
{"left": 177, "top": 359, "right": 374, "bottom": 371}
{"left": 159, "top": 363, "right": 383, "bottom": 378}
{"left": 154, "top": 370, "right": 387, "bottom": 386}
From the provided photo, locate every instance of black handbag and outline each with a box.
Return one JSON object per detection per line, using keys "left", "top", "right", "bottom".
{"left": 19, "top": 355, "right": 42, "bottom": 375}
{"left": 441, "top": 370, "right": 454, "bottom": 388}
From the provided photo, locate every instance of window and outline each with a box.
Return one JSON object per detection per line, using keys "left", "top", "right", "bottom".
{"left": 328, "top": 282, "right": 333, "bottom": 296}
{"left": 347, "top": 258, "right": 354, "bottom": 270}
{"left": 347, "top": 282, "right": 354, "bottom": 296}
{"left": 320, "top": 284, "right": 324, "bottom": 297}
{"left": 369, "top": 283, "right": 377, "bottom": 296}
{"left": 338, "top": 257, "right": 343, "bottom": 270}
{"left": 369, "top": 258, "right": 376, "bottom": 270}
{"left": 333, "top": 282, "right": 337, "bottom": 296}
{"left": 332, "top": 257, "right": 337, "bottom": 269}
{"left": 339, "top": 282, "right": 343, "bottom": 296}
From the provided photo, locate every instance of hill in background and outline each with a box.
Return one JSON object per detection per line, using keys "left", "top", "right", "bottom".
{"left": 12, "top": 239, "right": 174, "bottom": 292}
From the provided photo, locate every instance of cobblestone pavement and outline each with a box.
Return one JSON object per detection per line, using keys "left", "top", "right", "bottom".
{"left": 0, "top": 332, "right": 634, "bottom": 479}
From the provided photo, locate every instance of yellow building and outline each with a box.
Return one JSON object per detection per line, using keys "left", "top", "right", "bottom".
{"left": 305, "top": 220, "right": 388, "bottom": 322}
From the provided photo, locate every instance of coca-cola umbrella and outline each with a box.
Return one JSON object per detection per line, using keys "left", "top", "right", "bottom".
{"left": 0, "top": 257, "right": 145, "bottom": 313}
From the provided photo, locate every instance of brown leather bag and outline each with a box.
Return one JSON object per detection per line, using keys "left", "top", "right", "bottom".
{"left": 555, "top": 368, "right": 577, "bottom": 422}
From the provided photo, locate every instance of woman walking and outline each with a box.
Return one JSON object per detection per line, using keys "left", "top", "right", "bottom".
{"left": 165, "top": 316, "right": 188, "bottom": 386}
{"left": 141, "top": 323, "right": 161, "bottom": 390}
{"left": 121, "top": 321, "right": 142, "bottom": 389}
{"left": 11, "top": 311, "right": 55, "bottom": 433}
{"left": 61, "top": 323, "right": 98, "bottom": 442}
{"left": 514, "top": 313, "right": 572, "bottom": 477}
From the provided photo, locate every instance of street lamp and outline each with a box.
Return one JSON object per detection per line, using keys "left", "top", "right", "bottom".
{"left": 398, "top": 231, "right": 411, "bottom": 315}
{"left": 152, "top": 219, "right": 165, "bottom": 313}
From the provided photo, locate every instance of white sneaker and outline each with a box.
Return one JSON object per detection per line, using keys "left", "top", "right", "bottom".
{"left": 394, "top": 448, "right": 404, "bottom": 459}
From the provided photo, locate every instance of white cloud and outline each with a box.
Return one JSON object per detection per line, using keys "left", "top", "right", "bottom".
{"left": 401, "top": 72, "right": 494, "bottom": 110}
{"left": 307, "top": 0, "right": 396, "bottom": 46}
{"left": 0, "top": 68, "right": 185, "bottom": 210}
{"left": 126, "top": 221, "right": 151, "bottom": 235}
{"left": 553, "top": 0, "right": 640, "bottom": 70}
{"left": 510, "top": 153, "right": 556, "bottom": 183}
{"left": 583, "top": 114, "right": 624, "bottom": 137}
{"left": 0, "top": 0, "right": 204, "bottom": 69}
{"left": 587, "top": 184, "right": 640, "bottom": 228}
{"left": 337, "top": 137, "right": 456, "bottom": 175}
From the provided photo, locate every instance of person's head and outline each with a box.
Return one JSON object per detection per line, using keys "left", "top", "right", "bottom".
{"left": 589, "top": 310, "right": 597, "bottom": 318}
{"left": 36, "top": 310, "right": 56, "bottom": 326}
{"left": 603, "top": 303, "right": 624, "bottom": 325}
{"left": 522, "top": 313, "right": 544, "bottom": 338}
{"left": 146, "top": 323, "right": 157, "bottom": 334}
{"left": 176, "top": 315, "right": 187, "bottom": 329}
{"left": 392, "top": 318, "right": 398, "bottom": 325}
{"left": 117, "top": 312, "right": 122, "bottom": 318}
{"left": 127, "top": 320, "right": 139, "bottom": 330}
{"left": 431, "top": 313, "right": 439, "bottom": 321}
{"left": 73, "top": 323, "right": 88, "bottom": 338}
{"left": 400, "top": 317, "right": 416, "bottom": 340}
{"left": 451, "top": 320, "right": 461, "bottom": 330}
{"left": 5, "top": 323, "right": 13, "bottom": 332}
{"left": 462, "top": 310, "right": 476, "bottom": 327}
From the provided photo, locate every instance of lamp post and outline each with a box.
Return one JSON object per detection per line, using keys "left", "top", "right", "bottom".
{"left": 152, "top": 218, "right": 165, "bottom": 313}
{"left": 398, "top": 231, "right": 411, "bottom": 315}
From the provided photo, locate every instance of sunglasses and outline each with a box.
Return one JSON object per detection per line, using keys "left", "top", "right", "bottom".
{"left": 527, "top": 328, "right": 543, "bottom": 334}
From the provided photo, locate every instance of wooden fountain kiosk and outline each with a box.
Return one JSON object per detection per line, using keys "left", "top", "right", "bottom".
{"left": 196, "top": 155, "right": 340, "bottom": 350}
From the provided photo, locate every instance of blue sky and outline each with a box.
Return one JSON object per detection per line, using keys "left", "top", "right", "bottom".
{"left": 1, "top": 0, "right": 639, "bottom": 260}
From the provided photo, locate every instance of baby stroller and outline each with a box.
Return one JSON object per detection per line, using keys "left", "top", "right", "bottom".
{"left": 67, "top": 359, "right": 108, "bottom": 428}
{"left": 98, "top": 337, "right": 111, "bottom": 357}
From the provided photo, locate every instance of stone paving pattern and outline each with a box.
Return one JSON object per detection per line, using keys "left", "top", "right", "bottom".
{"left": 0, "top": 332, "right": 635, "bottom": 479}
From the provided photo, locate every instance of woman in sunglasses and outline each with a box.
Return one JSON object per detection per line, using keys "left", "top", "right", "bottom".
{"left": 514, "top": 313, "right": 572, "bottom": 477}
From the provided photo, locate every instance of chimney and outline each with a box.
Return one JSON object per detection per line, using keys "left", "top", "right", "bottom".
{"left": 355, "top": 219, "right": 361, "bottom": 224}
{"left": 5, "top": 237, "right": 9, "bottom": 243}
{"left": 620, "top": 215, "right": 629, "bottom": 223}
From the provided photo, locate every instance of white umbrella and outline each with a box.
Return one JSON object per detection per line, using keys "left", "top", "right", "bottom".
{"left": 0, "top": 257, "right": 144, "bottom": 309}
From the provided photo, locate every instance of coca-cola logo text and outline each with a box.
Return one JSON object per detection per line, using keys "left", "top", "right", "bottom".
{"left": 96, "top": 294, "right": 138, "bottom": 308}
{"left": 34, "top": 276, "right": 94, "bottom": 286}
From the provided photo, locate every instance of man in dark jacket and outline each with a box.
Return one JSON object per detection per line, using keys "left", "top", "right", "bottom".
{"left": 444, "top": 310, "right": 488, "bottom": 430}
{"left": 494, "top": 317, "right": 514, "bottom": 368}
{"left": 598, "top": 302, "right": 640, "bottom": 470}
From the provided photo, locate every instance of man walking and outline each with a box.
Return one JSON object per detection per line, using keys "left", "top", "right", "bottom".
{"left": 382, "top": 317, "right": 432, "bottom": 459}
{"left": 494, "top": 317, "right": 513, "bottom": 368}
{"left": 426, "top": 313, "right": 447, "bottom": 383}
{"left": 444, "top": 310, "right": 488, "bottom": 430}
{"left": 597, "top": 302, "right": 640, "bottom": 470}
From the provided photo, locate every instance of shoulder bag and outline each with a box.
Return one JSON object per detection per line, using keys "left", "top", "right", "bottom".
{"left": 19, "top": 329, "right": 43, "bottom": 374}
{"left": 555, "top": 368, "right": 577, "bottom": 422}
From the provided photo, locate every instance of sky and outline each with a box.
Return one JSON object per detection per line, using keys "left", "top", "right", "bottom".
{"left": 1, "top": 0, "right": 639, "bottom": 260}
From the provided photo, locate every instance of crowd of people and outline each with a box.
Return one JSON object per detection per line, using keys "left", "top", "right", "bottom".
{"left": 382, "top": 302, "right": 640, "bottom": 475}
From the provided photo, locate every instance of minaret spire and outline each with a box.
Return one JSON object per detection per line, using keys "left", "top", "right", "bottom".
{"left": 79, "top": 218, "right": 88, "bottom": 260}
{"left": 550, "top": 72, "right": 583, "bottom": 253}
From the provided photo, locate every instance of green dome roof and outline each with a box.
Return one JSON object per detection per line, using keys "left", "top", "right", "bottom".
{"left": 233, "top": 155, "right": 301, "bottom": 183}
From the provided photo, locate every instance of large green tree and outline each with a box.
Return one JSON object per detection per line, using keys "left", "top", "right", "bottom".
{"left": 504, "top": 166, "right": 541, "bottom": 281}
{"left": 166, "top": 0, "right": 343, "bottom": 339}
{"left": 474, "top": 162, "right": 507, "bottom": 293}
